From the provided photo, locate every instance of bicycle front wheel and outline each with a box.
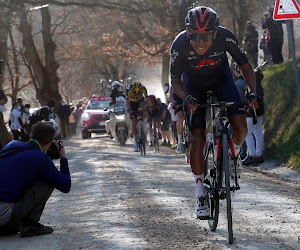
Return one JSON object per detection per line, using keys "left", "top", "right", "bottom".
{"left": 222, "top": 134, "right": 233, "bottom": 244}
{"left": 204, "top": 143, "right": 219, "bottom": 232}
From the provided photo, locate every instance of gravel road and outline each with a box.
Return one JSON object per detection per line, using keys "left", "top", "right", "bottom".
{"left": 1, "top": 134, "right": 299, "bottom": 249}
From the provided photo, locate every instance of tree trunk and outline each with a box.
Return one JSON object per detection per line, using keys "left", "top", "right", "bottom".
{"left": 18, "top": 5, "right": 61, "bottom": 106}
{"left": 161, "top": 52, "right": 170, "bottom": 87}
{"left": 0, "top": 2, "right": 13, "bottom": 148}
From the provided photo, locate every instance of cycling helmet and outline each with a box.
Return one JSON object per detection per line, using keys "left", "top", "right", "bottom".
{"left": 132, "top": 82, "right": 143, "bottom": 94}
{"left": 112, "top": 81, "right": 121, "bottom": 88}
{"left": 185, "top": 6, "right": 219, "bottom": 33}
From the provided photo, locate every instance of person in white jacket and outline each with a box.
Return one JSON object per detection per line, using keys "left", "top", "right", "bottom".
{"left": 9, "top": 102, "right": 27, "bottom": 141}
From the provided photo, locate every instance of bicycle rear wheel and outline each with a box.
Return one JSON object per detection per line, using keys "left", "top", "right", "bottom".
{"left": 222, "top": 134, "right": 233, "bottom": 244}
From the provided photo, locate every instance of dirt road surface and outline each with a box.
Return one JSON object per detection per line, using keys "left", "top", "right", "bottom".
{"left": 1, "top": 134, "right": 299, "bottom": 249}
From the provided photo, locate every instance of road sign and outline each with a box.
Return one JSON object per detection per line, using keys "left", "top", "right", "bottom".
{"left": 273, "top": 0, "right": 300, "bottom": 20}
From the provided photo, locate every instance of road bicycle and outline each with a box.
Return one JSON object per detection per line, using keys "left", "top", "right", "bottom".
{"left": 151, "top": 116, "right": 160, "bottom": 153}
{"left": 132, "top": 109, "right": 146, "bottom": 156}
{"left": 190, "top": 91, "right": 246, "bottom": 244}
{"left": 148, "top": 106, "right": 161, "bottom": 153}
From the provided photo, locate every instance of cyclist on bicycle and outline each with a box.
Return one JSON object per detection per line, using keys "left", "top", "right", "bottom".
{"left": 126, "top": 82, "right": 148, "bottom": 151}
{"left": 147, "top": 94, "right": 162, "bottom": 146}
{"left": 170, "top": 6, "right": 257, "bottom": 217}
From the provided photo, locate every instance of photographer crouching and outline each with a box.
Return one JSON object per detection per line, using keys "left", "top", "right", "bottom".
{"left": 0, "top": 121, "right": 71, "bottom": 238}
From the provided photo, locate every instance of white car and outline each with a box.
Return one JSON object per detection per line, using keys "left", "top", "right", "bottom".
{"left": 80, "top": 96, "right": 110, "bottom": 139}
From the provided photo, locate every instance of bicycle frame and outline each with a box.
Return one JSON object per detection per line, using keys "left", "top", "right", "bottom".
{"left": 205, "top": 94, "right": 240, "bottom": 193}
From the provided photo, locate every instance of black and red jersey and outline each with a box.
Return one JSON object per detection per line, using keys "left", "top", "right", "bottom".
{"left": 170, "top": 26, "right": 248, "bottom": 78}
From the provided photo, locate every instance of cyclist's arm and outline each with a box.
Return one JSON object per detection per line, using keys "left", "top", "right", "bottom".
{"left": 171, "top": 78, "right": 186, "bottom": 101}
{"left": 239, "top": 62, "right": 256, "bottom": 94}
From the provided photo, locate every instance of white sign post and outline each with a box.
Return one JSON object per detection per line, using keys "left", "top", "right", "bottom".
{"left": 273, "top": 0, "right": 300, "bottom": 98}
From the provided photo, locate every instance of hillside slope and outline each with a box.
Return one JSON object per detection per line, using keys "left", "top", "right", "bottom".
{"left": 262, "top": 58, "right": 300, "bottom": 168}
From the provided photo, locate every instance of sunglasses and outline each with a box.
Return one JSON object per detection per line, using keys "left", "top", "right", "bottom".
{"left": 189, "top": 33, "right": 214, "bottom": 42}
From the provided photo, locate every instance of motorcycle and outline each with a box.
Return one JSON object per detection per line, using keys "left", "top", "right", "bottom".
{"left": 106, "top": 101, "right": 131, "bottom": 146}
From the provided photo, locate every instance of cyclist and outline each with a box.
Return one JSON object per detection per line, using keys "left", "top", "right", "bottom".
{"left": 147, "top": 94, "right": 162, "bottom": 146}
{"left": 170, "top": 6, "right": 257, "bottom": 217}
{"left": 126, "top": 82, "right": 148, "bottom": 151}
{"left": 109, "top": 81, "right": 126, "bottom": 106}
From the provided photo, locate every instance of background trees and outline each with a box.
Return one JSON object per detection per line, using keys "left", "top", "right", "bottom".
{"left": 0, "top": 0, "right": 297, "bottom": 147}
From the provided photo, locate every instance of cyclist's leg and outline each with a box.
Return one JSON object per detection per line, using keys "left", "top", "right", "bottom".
{"left": 129, "top": 101, "right": 139, "bottom": 151}
{"left": 229, "top": 114, "right": 247, "bottom": 154}
{"left": 189, "top": 107, "right": 209, "bottom": 217}
{"left": 213, "top": 68, "right": 247, "bottom": 155}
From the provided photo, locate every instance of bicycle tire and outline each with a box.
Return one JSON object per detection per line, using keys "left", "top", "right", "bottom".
{"left": 222, "top": 134, "right": 233, "bottom": 244}
{"left": 204, "top": 139, "right": 219, "bottom": 232}
{"left": 153, "top": 125, "right": 159, "bottom": 153}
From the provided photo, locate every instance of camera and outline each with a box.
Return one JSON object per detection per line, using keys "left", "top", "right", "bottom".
{"left": 47, "top": 141, "right": 63, "bottom": 160}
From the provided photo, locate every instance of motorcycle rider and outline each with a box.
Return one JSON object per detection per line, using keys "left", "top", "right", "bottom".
{"left": 110, "top": 81, "right": 126, "bottom": 106}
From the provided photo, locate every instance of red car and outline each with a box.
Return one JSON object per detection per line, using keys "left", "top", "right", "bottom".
{"left": 80, "top": 96, "right": 110, "bottom": 139}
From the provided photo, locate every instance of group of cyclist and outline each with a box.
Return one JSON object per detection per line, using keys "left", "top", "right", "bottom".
{"left": 111, "top": 6, "right": 259, "bottom": 219}
{"left": 110, "top": 80, "right": 168, "bottom": 152}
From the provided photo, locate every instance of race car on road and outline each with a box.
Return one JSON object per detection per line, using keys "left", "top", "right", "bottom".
{"left": 80, "top": 96, "right": 110, "bottom": 139}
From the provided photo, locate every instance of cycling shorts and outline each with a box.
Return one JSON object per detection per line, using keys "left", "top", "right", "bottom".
{"left": 129, "top": 99, "right": 146, "bottom": 119}
{"left": 173, "top": 93, "right": 183, "bottom": 115}
{"left": 183, "top": 68, "right": 245, "bottom": 130}
{"left": 147, "top": 109, "right": 161, "bottom": 122}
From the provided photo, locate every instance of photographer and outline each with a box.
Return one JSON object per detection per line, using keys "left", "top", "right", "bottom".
{"left": 0, "top": 121, "right": 71, "bottom": 238}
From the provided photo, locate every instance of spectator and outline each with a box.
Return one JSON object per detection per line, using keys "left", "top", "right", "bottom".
{"left": 231, "top": 63, "right": 248, "bottom": 161}
{"left": 0, "top": 90, "right": 7, "bottom": 113}
{"left": 69, "top": 106, "right": 76, "bottom": 136}
{"left": 0, "top": 121, "right": 71, "bottom": 237}
{"left": 17, "top": 97, "right": 25, "bottom": 112}
{"left": 57, "top": 100, "right": 71, "bottom": 139}
{"left": 74, "top": 100, "right": 84, "bottom": 129}
{"left": 262, "top": 6, "right": 284, "bottom": 64}
{"left": 9, "top": 102, "right": 27, "bottom": 141}
{"left": 243, "top": 69, "right": 265, "bottom": 166}
{"left": 21, "top": 104, "right": 31, "bottom": 141}
{"left": 259, "top": 29, "right": 272, "bottom": 65}
{"left": 160, "top": 100, "right": 172, "bottom": 147}
{"left": 0, "top": 91, "right": 8, "bottom": 150}
{"left": 243, "top": 22, "right": 259, "bottom": 68}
